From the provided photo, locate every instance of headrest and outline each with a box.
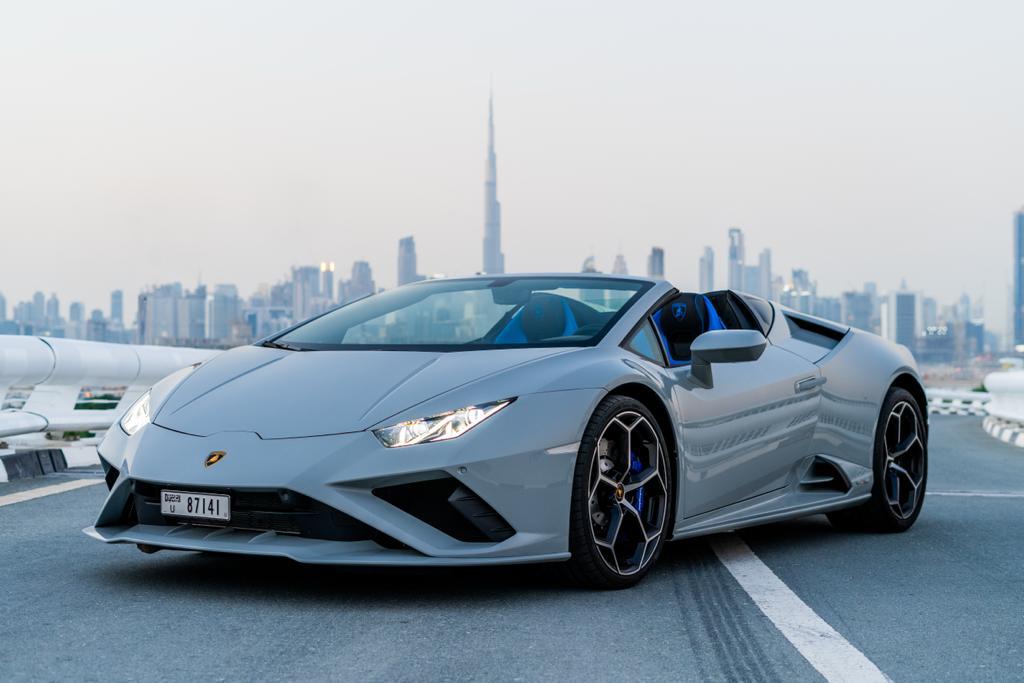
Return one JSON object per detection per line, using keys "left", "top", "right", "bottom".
{"left": 656, "top": 294, "right": 709, "bottom": 362}
{"left": 657, "top": 294, "right": 706, "bottom": 339}
{"left": 520, "top": 293, "right": 568, "bottom": 342}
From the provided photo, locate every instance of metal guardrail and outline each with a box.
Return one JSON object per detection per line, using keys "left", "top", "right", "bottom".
{"left": 0, "top": 336, "right": 218, "bottom": 439}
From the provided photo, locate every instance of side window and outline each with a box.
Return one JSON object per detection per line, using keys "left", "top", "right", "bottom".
{"left": 625, "top": 320, "right": 665, "bottom": 365}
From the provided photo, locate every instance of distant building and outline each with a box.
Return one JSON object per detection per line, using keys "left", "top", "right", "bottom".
{"left": 0, "top": 291, "right": 6, "bottom": 321}
{"left": 581, "top": 255, "right": 598, "bottom": 273}
{"left": 398, "top": 236, "right": 424, "bottom": 286}
{"left": 841, "top": 291, "right": 873, "bottom": 332}
{"left": 482, "top": 90, "right": 505, "bottom": 274}
{"left": 813, "top": 296, "right": 842, "bottom": 324}
{"left": 1015, "top": 207, "right": 1024, "bottom": 347}
{"left": 31, "top": 291, "right": 45, "bottom": 327}
{"left": 171, "top": 285, "right": 204, "bottom": 342}
{"left": 343, "top": 261, "right": 376, "bottom": 302}
{"left": 207, "top": 285, "right": 240, "bottom": 341}
{"left": 699, "top": 247, "right": 714, "bottom": 292}
{"left": 138, "top": 283, "right": 183, "bottom": 345}
{"left": 86, "top": 309, "right": 107, "bottom": 342}
{"left": 68, "top": 302, "right": 84, "bottom": 323}
{"left": 291, "top": 266, "right": 321, "bottom": 321}
{"left": 882, "top": 289, "right": 920, "bottom": 350}
{"left": 647, "top": 247, "right": 664, "bottom": 279}
{"left": 612, "top": 253, "right": 629, "bottom": 275}
{"left": 756, "top": 249, "right": 772, "bottom": 299}
{"left": 728, "top": 228, "right": 745, "bottom": 290}
{"left": 320, "top": 262, "right": 335, "bottom": 302}
{"left": 110, "top": 290, "right": 123, "bottom": 326}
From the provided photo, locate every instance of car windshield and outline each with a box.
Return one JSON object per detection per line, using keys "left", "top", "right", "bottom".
{"left": 273, "top": 276, "right": 651, "bottom": 350}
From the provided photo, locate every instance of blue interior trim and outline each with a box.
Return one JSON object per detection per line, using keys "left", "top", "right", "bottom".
{"left": 494, "top": 299, "right": 579, "bottom": 343}
{"left": 703, "top": 295, "right": 727, "bottom": 331}
{"left": 494, "top": 309, "right": 527, "bottom": 343}
{"left": 652, "top": 309, "right": 689, "bottom": 367}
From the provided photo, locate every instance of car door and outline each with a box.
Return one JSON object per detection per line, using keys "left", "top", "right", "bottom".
{"left": 653, "top": 292, "right": 823, "bottom": 518}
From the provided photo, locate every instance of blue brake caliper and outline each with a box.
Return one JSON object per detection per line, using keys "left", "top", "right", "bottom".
{"left": 630, "top": 453, "right": 645, "bottom": 514}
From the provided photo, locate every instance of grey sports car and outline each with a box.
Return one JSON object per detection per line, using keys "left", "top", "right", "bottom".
{"left": 86, "top": 274, "right": 928, "bottom": 588}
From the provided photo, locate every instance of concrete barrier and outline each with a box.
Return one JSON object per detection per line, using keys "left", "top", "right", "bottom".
{"left": 925, "top": 388, "right": 990, "bottom": 416}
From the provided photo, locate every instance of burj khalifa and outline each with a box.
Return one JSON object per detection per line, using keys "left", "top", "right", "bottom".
{"left": 482, "top": 90, "right": 505, "bottom": 274}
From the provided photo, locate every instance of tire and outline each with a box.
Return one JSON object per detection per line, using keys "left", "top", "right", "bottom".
{"left": 828, "top": 387, "right": 927, "bottom": 532}
{"left": 564, "top": 395, "right": 673, "bottom": 589}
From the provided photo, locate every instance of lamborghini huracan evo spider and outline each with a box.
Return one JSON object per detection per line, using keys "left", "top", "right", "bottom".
{"left": 86, "top": 274, "right": 928, "bottom": 588}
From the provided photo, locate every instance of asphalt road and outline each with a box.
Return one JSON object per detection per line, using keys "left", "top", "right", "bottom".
{"left": 1, "top": 416, "right": 1021, "bottom": 682}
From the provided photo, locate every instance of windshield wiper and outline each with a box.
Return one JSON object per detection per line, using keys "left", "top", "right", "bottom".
{"left": 260, "top": 340, "right": 304, "bottom": 352}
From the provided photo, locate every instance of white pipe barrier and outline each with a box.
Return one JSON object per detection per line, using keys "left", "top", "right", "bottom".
{"left": 979, "top": 370, "right": 1024, "bottom": 448}
{"left": 982, "top": 371, "right": 1024, "bottom": 423}
{"left": 0, "top": 336, "right": 219, "bottom": 439}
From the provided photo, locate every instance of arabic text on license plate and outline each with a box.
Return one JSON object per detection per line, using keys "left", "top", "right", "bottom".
{"left": 160, "top": 490, "right": 230, "bottom": 521}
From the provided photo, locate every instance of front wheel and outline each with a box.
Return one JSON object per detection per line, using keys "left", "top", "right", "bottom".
{"left": 828, "top": 387, "right": 928, "bottom": 532}
{"left": 565, "top": 396, "right": 673, "bottom": 589}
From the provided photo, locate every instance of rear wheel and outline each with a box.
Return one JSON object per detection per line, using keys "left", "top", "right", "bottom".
{"left": 565, "top": 396, "right": 672, "bottom": 589}
{"left": 828, "top": 387, "right": 927, "bottom": 532}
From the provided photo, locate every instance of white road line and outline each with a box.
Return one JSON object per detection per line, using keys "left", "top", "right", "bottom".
{"left": 710, "top": 534, "right": 889, "bottom": 683}
{"left": 0, "top": 478, "right": 104, "bottom": 508}
{"left": 929, "top": 490, "right": 1024, "bottom": 498}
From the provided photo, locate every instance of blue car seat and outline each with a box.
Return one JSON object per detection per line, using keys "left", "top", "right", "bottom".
{"left": 495, "top": 293, "right": 579, "bottom": 343}
{"left": 652, "top": 294, "right": 726, "bottom": 366}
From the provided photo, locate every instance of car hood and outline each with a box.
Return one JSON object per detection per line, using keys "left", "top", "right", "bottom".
{"left": 151, "top": 345, "right": 573, "bottom": 439}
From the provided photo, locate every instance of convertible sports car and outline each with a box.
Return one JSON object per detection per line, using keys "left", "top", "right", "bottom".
{"left": 86, "top": 274, "right": 928, "bottom": 588}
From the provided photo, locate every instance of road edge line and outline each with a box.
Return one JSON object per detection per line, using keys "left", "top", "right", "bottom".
{"left": 710, "top": 534, "right": 889, "bottom": 683}
{"left": 0, "top": 478, "right": 104, "bottom": 508}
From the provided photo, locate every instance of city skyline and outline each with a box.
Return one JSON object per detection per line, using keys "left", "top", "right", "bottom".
{"left": 1, "top": 2, "right": 1020, "bottom": 337}
{"left": 0, "top": 221, "right": 996, "bottom": 354}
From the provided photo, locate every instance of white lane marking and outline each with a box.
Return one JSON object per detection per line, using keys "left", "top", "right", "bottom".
{"left": 0, "top": 478, "right": 104, "bottom": 508}
{"left": 710, "top": 534, "right": 889, "bottom": 683}
{"left": 929, "top": 490, "right": 1024, "bottom": 498}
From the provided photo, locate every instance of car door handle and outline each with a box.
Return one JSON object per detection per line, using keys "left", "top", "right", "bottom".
{"left": 795, "top": 376, "right": 826, "bottom": 393}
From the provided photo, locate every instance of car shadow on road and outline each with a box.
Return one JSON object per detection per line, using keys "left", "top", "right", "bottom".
{"left": 95, "top": 536, "right": 716, "bottom": 606}
{"left": 92, "top": 514, "right": 895, "bottom": 605}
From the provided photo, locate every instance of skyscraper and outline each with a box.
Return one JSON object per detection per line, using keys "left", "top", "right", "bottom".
{"left": 291, "top": 265, "right": 321, "bottom": 321}
{"left": 728, "top": 228, "right": 745, "bottom": 290}
{"left": 612, "top": 253, "right": 629, "bottom": 275}
{"left": 757, "top": 249, "right": 772, "bottom": 299}
{"left": 344, "top": 261, "right": 376, "bottom": 302}
{"left": 398, "top": 236, "right": 424, "bottom": 285}
{"left": 0, "top": 291, "right": 6, "bottom": 321}
{"left": 320, "top": 262, "right": 335, "bottom": 302}
{"left": 110, "top": 289, "right": 123, "bottom": 326}
{"left": 699, "top": 247, "right": 714, "bottom": 292}
{"left": 482, "top": 90, "right": 505, "bottom": 274}
{"left": 207, "top": 284, "right": 240, "bottom": 341}
{"left": 1015, "top": 208, "right": 1024, "bottom": 347}
{"left": 646, "top": 247, "right": 664, "bottom": 279}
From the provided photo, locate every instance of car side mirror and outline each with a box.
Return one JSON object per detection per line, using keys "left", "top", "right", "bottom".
{"left": 689, "top": 329, "right": 767, "bottom": 388}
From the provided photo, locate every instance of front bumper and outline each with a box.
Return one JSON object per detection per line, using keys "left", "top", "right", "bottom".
{"left": 85, "top": 389, "right": 602, "bottom": 565}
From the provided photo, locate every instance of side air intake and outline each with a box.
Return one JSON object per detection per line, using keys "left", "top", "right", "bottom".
{"left": 798, "top": 457, "right": 851, "bottom": 493}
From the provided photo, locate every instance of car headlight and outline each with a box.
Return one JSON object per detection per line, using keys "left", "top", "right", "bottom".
{"left": 373, "top": 398, "right": 514, "bottom": 448}
{"left": 119, "top": 391, "right": 151, "bottom": 436}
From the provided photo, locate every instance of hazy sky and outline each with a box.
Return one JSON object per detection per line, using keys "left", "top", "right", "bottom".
{"left": 2, "top": 1, "right": 1022, "bottom": 332}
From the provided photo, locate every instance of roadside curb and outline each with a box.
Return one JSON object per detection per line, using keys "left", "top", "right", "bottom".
{"left": 982, "top": 416, "right": 1024, "bottom": 448}
{"left": 0, "top": 446, "right": 101, "bottom": 483}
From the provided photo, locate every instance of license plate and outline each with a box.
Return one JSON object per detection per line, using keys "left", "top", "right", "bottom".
{"left": 160, "top": 490, "right": 231, "bottom": 521}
